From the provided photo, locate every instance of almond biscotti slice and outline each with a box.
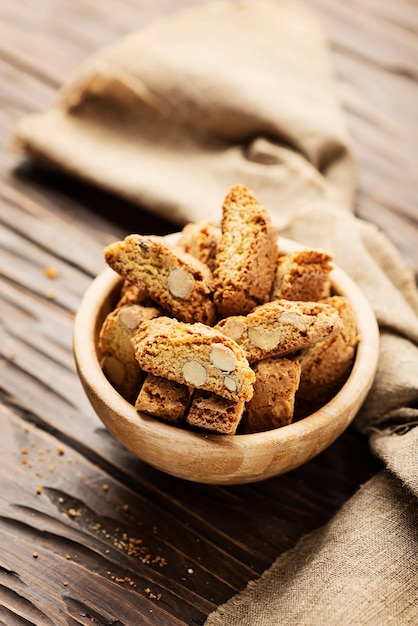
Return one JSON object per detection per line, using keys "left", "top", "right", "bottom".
{"left": 213, "top": 184, "right": 279, "bottom": 317}
{"left": 271, "top": 249, "right": 332, "bottom": 302}
{"left": 177, "top": 218, "right": 221, "bottom": 273}
{"left": 116, "top": 279, "right": 151, "bottom": 308}
{"left": 240, "top": 357, "right": 301, "bottom": 434}
{"left": 132, "top": 316, "right": 255, "bottom": 402}
{"left": 104, "top": 234, "right": 216, "bottom": 325}
{"left": 215, "top": 299, "right": 343, "bottom": 363}
{"left": 186, "top": 390, "right": 246, "bottom": 435}
{"left": 98, "top": 303, "right": 160, "bottom": 402}
{"left": 294, "top": 296, "right": 358, "bottom": 419}
{"left": 135, "top": 373, "right": 193, "bottom": 426}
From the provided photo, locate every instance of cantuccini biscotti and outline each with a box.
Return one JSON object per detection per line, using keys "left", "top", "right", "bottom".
{"left": 215, "top": 299, "right": 343, "bottom": 363}
{"left": 98, "top": 303, "right": 160, "bottom": 402}
{"left": 116, "top": 279, "right": 151, "bottom": 308}
{"left": 186, "top": 390, "right": 246, "bottom": 435}
{"left": 240, "top": 357, "right": 301, "bottom": 433}
{"left": 98, "top": 182, "right": 359, "bottom": 436}
{"left": 271, "top": 249, "right": 332, "bottom": 302}
{"left": 213, "top": 184, "right": 279, "bottom": 317}
{"left": 294, "top": 295, "right": 358, "bottom": 418}
{"left": 177, "top": 218, "right": 221, "bottom": 273}
{"left": 104, "top": 234, "right": 216, "bottom": 325}
{"left": 132, "top": 316, "right": 255, "bottom": 401}
{"left": 135, "top": 373, "right": 192, "bottom": 426}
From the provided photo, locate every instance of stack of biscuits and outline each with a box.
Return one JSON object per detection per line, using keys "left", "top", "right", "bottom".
{"left": 99, "top": 185, "right": 358, "bottom": 435}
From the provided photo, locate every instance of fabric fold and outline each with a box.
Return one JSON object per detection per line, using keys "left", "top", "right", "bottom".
{"left": 13, "top": 0, "right": 356, "bottom": 225}
{"left": 205, "top": 469, "right": 418, "bottom": 626}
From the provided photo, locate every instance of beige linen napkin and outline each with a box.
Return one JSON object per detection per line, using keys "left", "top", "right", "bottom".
{"left": 13, "top": 1, "right": 418, "bottom": 624}
{"left": 13, "top": 0, "right": 355, "bottom": 228}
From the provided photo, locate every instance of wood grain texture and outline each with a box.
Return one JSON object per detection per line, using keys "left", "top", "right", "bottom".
{"left": 0, "top": 0, "right": 416, "bottom": 623}
{"left": 306, "top": 0, "right": 418, "bottom": 278}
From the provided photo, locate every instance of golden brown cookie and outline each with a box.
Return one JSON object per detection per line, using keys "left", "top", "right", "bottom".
{"left": 294, "top": 296, "right": 358, "bottom": 418}
{"left": 240, "top": 357, "right": 301, "bottom": 433}
{"left": 271, "top": 249, "right": 332, "bottom": 302}
{"left": 216, "top": 299, "right": 343, "bottom": 363}
{"left": 98, "top": 303, "right": 160, "bottom": 402}
{"left": 132, "top": 316, "right": 255, "bottom": 401}
{"left": 116, "top": 278, "right": 151, "bottom": 308}
{"left": 186, "top": 390, "right": 246, "bottom": 435}
{"left": 213, "top": 184, "right": 279, "bottom": 317}
{"left": 104, "top": 234, "right": 216, "bottom": 325}
{"left": 177, "top": 218, "right": 221, "bottom": 272}
{"left": 135, "top": 374, "right": 192, "bottom": 426}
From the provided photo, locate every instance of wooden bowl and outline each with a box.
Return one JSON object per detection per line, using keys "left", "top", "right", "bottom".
{"left": 73, "top": 236, "right": 379, "bottom": 485}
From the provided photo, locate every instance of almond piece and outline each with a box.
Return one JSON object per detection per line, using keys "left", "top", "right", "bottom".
{"left": 248, "top": 326, "right": 282, "bottom": 350}
{"left": 182, "top": 360, "right": 207, "bottom": 387}
{"left": 118, "top": 306, "right": 144, "bottom": 330}
{"left": 167, "top": 267, "right": 194, "bottom": 299}
{"left": 218, "top": 318, "right": 246, "bottom": 341}
{"left": 278, "top": 312, "right": 307, "bottom": 332}
{"left": 210, "top": 343, "right": 236, "bottom": 373}
{"left": 223, "top": 375, "right": 238, "bottom": 393}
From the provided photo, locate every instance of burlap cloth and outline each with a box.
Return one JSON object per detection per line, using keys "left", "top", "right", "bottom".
{"left": 13, "top": 1, "right": 418, "bottom": 623}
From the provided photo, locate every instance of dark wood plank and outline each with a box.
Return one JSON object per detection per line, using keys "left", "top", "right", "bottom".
{"left": 307, "top": 0, "right": 418, "bottom": 278}
{"left": 0, "top": 391, "right": 380, "bottom": 625}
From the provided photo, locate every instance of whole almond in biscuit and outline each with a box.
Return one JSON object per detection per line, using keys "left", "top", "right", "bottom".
{"left": 132, "top": 316, "right": 255, "bottom": 402}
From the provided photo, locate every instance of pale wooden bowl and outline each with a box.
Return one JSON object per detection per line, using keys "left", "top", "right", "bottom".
{"left": 73, "top": 236, "right": 379, "bottom": 485}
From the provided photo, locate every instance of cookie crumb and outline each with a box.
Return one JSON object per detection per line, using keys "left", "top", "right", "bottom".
{"left": 145, "top": 587, "right": 162, "bottom": 600}
{"left": 44, "top": 266, "right": 59, "bottom": 279}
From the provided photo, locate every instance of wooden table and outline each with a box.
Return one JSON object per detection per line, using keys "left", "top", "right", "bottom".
{"left": 0, "top": 1, "right": 416, "bottom": 624}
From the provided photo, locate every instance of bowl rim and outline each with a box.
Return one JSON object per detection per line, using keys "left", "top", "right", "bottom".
{"left": 73, "top": 235, "right": 380, "bottom": 482}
